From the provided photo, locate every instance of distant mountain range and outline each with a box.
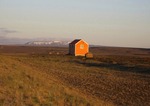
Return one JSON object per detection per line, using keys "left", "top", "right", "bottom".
{"left": 0, "top": 36, "right": 71, "bottom": 46}
{"left": 0, "top": 36, "right": 102, "bottom": 47}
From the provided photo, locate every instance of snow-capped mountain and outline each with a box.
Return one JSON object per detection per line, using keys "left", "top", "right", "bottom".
{"left": 25, "top": 40, "right": 70, "bottom": 47}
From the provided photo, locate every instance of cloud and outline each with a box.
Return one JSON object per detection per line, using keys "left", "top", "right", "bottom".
{"left": 0, "top": 28, "right": 18, "bottom": 36}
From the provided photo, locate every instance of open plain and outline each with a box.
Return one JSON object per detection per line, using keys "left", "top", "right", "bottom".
{"left": 0, "top": 45, "right": 150, "bottom": 106}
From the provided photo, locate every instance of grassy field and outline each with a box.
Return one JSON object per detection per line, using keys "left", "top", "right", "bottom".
{"left": 0, "top": 45, "right": 150, "bottom": 106}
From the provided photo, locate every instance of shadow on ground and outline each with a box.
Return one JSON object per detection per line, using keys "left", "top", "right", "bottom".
{"left": 74, "top": 60, "right": 150, "bottom": 74}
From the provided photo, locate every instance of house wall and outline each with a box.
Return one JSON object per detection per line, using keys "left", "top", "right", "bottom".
{"left": 69, "top": 44, "right": 75, "bottom": 55}
{"left": 75, "top": 40, "right": 89, "bottom": 56}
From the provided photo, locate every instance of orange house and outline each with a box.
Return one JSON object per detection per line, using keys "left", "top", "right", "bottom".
{"left": 69, "top": 39, "right": 89, "bottom": 56}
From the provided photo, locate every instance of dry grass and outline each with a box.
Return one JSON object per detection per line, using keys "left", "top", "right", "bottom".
{"left": 0, "top": 55, "right": 109, "bottom": 106}
{"left": 0, "top": 46, "right": 150, "bottom": 106}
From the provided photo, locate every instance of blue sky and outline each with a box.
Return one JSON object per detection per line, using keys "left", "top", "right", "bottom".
{"left": 0, "top": 0, "right": 150, "bottom": 48}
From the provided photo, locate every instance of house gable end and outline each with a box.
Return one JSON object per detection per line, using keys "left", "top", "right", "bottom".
{"left": 75, "top": 39, "right": 88, "bottom": 46}
{"left": 75, "top": 40, "right": 89, "bottom": 56}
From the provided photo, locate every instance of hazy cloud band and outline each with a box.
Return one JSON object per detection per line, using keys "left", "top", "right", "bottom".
{"left": 0, "top": 28, "right": 18, "bottom": 36}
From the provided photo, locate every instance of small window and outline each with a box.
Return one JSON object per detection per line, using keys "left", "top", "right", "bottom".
{"left": 80, "top": 44, "right": 84, "bottom": 49}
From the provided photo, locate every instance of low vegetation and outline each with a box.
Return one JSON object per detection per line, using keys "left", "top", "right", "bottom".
{"left": 0, "top": 46, "right": 150, "bottom": 106}
{"left": 0, "top": 55, "right": 100, "bottom": 106}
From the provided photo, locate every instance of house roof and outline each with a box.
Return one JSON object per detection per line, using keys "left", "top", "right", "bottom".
{"left": 69, "top": 39, "right": 81, "bottom": 45}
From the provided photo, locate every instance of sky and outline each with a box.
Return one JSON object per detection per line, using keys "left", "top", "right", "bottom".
{"left": 0, "top": 0, "right": 150, "bottom": 48}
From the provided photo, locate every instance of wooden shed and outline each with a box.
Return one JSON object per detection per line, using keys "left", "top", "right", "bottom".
{"left": 69, "top": 39, "right": 89, "bottom": 56}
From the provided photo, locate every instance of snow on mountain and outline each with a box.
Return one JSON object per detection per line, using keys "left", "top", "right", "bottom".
{"left": 25, "top": 40, "right": 70, "bottom": 47}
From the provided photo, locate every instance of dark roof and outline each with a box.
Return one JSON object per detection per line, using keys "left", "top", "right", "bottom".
{"left": 69, "top": 39, "right": 81, "bottom": 45}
